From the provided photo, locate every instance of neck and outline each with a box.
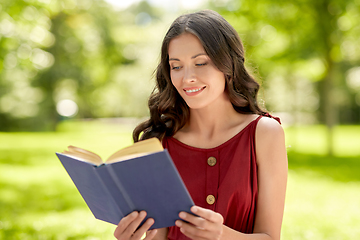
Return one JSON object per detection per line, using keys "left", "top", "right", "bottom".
{"left": 173, "top": 96, "right": 257, "bottom": 149}
{"left": 186, "top": 100, "right": 240, "bottom": 139}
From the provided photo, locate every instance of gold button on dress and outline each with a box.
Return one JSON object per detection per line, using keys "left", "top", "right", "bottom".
{"left": 206, "top": 194, "right": 216, "bottom": 205}
{"left": 207, "top": 157, "right": 217, "bottom": 166}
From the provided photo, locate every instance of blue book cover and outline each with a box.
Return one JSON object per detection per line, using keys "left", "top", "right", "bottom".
{"left": 56, "top": 149, "right": 194, "bottom": 229}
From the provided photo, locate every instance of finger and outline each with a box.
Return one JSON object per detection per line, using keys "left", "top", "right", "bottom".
{"left": 179, "top": 211, "right": 208, "bottom": 230}
{"left": 175, "top": 220, "right": 210, "bottom": 240}
{"left": 177, "top": 219, "right": 223, "bottom": 240}
{"left": 143, "top": 229, "right": 158, "bottom": 240}
{"left": 131, "top": 217, "right": 155, "bottom": 240}
{"left": 114, "top": 211, "right": 139, "bottom": 237}
{"left": 125, "top": 211, "right": 148, "bottom": 237}
{"left": 191, "top": 206, "right": 224, "bottom": 224}
{"left": 114, "top": 211, "right": 148, "bottom": 239}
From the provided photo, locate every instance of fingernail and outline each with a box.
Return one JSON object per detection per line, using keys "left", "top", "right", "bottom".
{"left": 147, "top": 218, "right": 154, "bottom": 225}
{"left": 139, "top": 211, "right": 146, "bottom": 218}
{"left": 179, "top": 212, "right": 186, "bottom": 218}
{"left": 175, "top": 220, "right": 182, "bottom": 227}
{"left": 191, "top": 206, "right": 198, "bottom": 213}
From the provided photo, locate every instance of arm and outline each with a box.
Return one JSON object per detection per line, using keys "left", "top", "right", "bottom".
{"left": 222, "top": 117, "right": 288, "bottom": 240}
{"left": 251, "top": 117, "right": 288, "bottom": 239}
{"left": 175, "top": 117, "right": 288, "bottom": 240}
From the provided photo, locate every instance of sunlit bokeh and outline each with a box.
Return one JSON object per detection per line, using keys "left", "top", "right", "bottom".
{"left": 1, "top": 0, "right": 360, "bottom": 239}
{"left": 56, "top": 99, "right": 79, "bottom": 117}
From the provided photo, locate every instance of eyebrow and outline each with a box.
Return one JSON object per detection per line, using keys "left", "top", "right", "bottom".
{"left": 169, "top": 53, "right": 207, "bottom": 61}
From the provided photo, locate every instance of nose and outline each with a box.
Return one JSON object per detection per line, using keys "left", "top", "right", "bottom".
{"left": 183, "top": 66, "right": 196, "bottom": 83}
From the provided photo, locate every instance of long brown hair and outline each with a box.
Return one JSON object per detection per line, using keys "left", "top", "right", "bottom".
{"left": 133, "top": 10, "right": 267, "bottom": 142}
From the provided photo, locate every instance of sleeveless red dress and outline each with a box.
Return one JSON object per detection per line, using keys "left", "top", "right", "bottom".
{"left": 162, "top": 115, "right": 279, "bottom": 240}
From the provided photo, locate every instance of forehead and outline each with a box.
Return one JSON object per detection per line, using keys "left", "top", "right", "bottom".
{"left": 168, "top": 33, "right": 205, "bottom": 58}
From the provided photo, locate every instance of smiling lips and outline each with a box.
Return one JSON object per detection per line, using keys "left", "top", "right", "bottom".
{"left": 184, "top": 86, "right": 206, "bottom": 96}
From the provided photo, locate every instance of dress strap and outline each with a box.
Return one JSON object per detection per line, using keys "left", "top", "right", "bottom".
{"left": 261, "top": 113, "right": 281, "bottom": 124}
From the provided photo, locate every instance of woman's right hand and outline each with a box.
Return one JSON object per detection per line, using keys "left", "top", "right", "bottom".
{"left": 114, "top": 211, "right": 158, "bottom": 240}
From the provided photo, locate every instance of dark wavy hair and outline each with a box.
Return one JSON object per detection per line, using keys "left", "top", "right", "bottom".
{"left": 133, "top": 9, "right": 267, "bottom": 142}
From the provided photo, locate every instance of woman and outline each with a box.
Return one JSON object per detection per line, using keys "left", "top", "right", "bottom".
{"left": 114, "top": 10, "right": 287, "bottom": 240}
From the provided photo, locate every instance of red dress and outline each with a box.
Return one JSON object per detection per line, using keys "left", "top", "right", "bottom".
{"left": 162, "top": 115, "right": 279, "bottom": 240}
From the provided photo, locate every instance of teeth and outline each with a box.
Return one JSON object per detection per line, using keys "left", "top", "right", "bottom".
{"left": 186, "top": 87, "right": 203, "bottom": 93}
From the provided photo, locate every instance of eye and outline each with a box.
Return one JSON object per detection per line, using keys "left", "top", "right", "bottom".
{"left": 171, "top": 66, "right": 181, "bottom": 70}
{"left": 195, "top": 63, "right": 207, "bottom": 67}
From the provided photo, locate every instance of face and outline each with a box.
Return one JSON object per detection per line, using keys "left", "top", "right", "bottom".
{"left": 168, "top": 33, "right": 227, "bottom": 110}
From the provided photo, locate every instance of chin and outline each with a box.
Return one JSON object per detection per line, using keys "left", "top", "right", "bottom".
{"left": 185, "top": 102, "right": 209, "bottom": 110}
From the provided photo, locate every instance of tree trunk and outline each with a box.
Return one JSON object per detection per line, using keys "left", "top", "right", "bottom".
{"left": 321, "top": 63, "right": 337, "bottom": 156}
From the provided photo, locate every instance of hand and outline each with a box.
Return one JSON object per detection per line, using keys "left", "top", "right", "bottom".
{"left": 175, "top": 206, "right": 224, "bottom": 240}
{"left": 114, "top": 211, "right": 158, "bottom": 240}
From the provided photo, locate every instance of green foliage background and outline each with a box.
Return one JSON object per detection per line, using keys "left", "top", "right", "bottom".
{"left": 1, "top": 0, "right": 360, "bottom": 239}
{"left": 1, "top": 0, "right": 360, "bottom": 130}
{"left": 0, "top": 0, "right": 166, "bottom": 130}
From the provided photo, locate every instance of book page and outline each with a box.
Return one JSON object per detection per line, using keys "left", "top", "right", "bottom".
{"left": 62, "top": 146, "right": 103, "bottom": 165}
{"left": 60, "top": 138, "right": 163, "bottom": 165}
{"left": 105, "top": 138, "right": 164, "bottom": 164}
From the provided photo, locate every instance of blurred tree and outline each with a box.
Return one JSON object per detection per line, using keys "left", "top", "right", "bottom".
{"left": 0, "top": 0, "right": 157, "bottom": 131}
{"left": 214, "top": 0, "right": 360, "bottom": 155}
{"left": 1, "top": 0, "right": 359, "bottom": 144}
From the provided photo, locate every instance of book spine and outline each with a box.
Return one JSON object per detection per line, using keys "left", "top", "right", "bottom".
{"left": 93, "top": 169, "right": 125, "bottom": 217}
{"left": 107, "top": 166, "right": 136, "bottom": 210}
{"left": 96, "top": 165, "right": 135, "bottom": 217}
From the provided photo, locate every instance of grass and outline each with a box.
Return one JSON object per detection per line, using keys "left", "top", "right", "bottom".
{"left": 0, "top": 120, "right": 359, "bottom": 239}
{"left": 285, "top": 125, "right": 360, "bottom": 156}
{"left": 283, "top": 125, "right": 360, "bottom": 240}
{"left": 283, "top": 169, "right": 360, "bottom": 240}
{"left": 0, "top": 120, "right": 135, "bottom": 240}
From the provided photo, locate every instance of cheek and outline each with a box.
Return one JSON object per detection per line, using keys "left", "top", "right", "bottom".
{"left": 170, "top": 72, "right": 182, "bottom": 89}
{"left": 210, "top": 72, "right": 227, "bottom": 92}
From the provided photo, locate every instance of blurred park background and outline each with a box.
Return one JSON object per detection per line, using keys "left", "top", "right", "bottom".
{"left": 0, "top": 0, "right": 360, "bottom": 239}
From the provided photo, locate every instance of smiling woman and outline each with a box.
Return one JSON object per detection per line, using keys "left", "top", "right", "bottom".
{"left": 168, "top": 33, "right": 227, "bottom": 110}
{"left": 113, "top": 9, "right": 287, "bottom": 240}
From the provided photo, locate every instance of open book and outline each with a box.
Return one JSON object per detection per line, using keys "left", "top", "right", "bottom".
{"left": 61, "top": 137, "right": 164, "bottom": 165}
{"left": 56, "top": 138, "right": 194, "bottom": 229}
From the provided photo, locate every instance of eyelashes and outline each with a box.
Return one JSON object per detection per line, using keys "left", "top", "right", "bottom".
{"left": 171, "top": 62, "right": 208, "bottom": 70}
{"left": 195, "top": 63, "right": 207, "bottom": 67}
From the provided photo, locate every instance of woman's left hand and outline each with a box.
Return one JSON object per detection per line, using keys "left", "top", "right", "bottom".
{"left": 175, "top": 206, "right": 224, "bottom": 240}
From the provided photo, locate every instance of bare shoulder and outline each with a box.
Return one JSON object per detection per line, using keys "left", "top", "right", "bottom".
{"left": 255, "top": 116, "right": 287, "bottom": 165}
{"left": 256, "top": 116, "right": 284, "bottom": 137}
